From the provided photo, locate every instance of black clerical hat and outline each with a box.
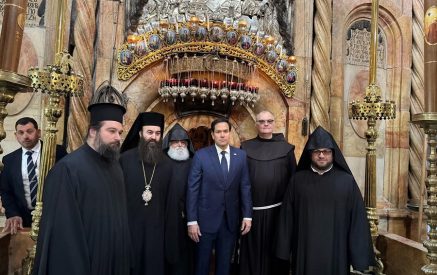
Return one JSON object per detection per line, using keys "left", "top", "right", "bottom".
{"left": 120, "top": 112, "right": 165, "bottom": 153}
{"left": 297, "top": 126, "right": 352, "bottom": 174}
{"left": 163, "top": 123, "right": 195, "bottom": 157}
{"left": 88, "top": 103, "right": 126, "bottom": 124}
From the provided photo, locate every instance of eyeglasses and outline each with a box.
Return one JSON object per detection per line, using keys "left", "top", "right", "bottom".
{"left": 256, "top": 119, "right": 274, "bottom": 125}
{"left": 312, "top": 149, "right": 332, "bottom": 156}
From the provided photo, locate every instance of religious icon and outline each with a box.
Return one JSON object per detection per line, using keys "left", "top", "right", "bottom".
{"left": 165, "top": 30, "right": 177, "bottom": 45}
{"left": 226, "top": 31, "right": 238, "bottom": 45}
{"left": 210, "top": 26, "right": 225, "bottom": 42}
{"left": 148, "top": 34, "right": 161, "bottom": 50}
{"left": 240, "top": 35, "right": 252, "bottom": 50}
{"left": 286, "top": 70, "right": 297, "bottom": 84}
{"left": 135, "top": 41, "right": 148, "bottom": 56}
{"left": 425, "top": 6, "right": 437, "bottom": 45}
{"left": 120, "top": 50, "right": 133, "bottom": 66}
{"left": 265, "top": 50, "right": 278, "bottom": 64}
{"left": 179, "top": 27, "right": 191, "bottom": 42}
{"left": 276, "top": 59, "right": 287, "bottom": 73}
{"left": 195, "top": 26, "right": 208, "bottom": 41}
{"left": 253, "top": 42, "right": 266, "bottom": 56}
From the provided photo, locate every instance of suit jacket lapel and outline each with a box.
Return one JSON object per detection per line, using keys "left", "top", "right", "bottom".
{"left": 208, "top": 146, "right": 227, "bottom": 186}
{"left": 226, "top": 147, "right": 238, "bottom": 187}
{"left": 14, "top": 149, "right": 27, "bottom": 207}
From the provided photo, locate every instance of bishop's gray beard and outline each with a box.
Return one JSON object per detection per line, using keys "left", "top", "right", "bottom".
{"left": 95, "top": 134, "right": 120, "bottom": 161}
{"left": 167, "top": 146, "right": 190, "bottom": 161}
{"left": 139, "top": 138, "right": 164, "bottom": 164}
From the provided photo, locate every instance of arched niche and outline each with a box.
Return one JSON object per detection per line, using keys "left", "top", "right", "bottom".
{"left": 339, "top": 2, "right": 410, "bottom": 210}
{"left": 120, "top": 59, "right": 290, "bottom": 147}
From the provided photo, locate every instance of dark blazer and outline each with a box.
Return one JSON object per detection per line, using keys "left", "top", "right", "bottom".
{"left": 186, "top": 145, "right": 252, "bottom": 233}
{"left": 0, "top": 142, "right": 67, "bottom": 227}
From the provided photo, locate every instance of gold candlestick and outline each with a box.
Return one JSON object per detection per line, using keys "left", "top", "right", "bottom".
{"left": 21, "top": 50, "right": 83, "bottom": 274}
{"left": 348, "top": 0, "right": 396, "bottom": 274}
{"left": 21, "top": 0, "right": 84, "bottom": 272}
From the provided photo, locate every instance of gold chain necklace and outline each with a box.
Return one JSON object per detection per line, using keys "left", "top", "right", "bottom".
{"left": 141, "top": 162, "right": 156, "bottom": 206}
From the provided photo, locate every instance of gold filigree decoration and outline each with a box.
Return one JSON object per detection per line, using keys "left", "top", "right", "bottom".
{"left": 118, "top": 42, "right": 296, "bottom": 97}
{"left": 117, "top": 19, "right": 297, "bottom": 98}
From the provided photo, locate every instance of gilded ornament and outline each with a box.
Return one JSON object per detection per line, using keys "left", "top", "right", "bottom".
{"left": 165, "top": 30, "right": 177, "bottom": 45}
{"left": 240, "top": 35, "right": 252, "bottom": 50}
{"left": 226, "top": 31, "right": 239, "bottom": 45}
{"left": 210, "top": 26, "right": 225, "bottom": 42}
{"left": 253, "top": 42, "right": 266, "bottom": 56}
{"left": 265, "top": 50, "right": 278, "bottom": 64}
{"left": 195, "top": 26, "right": 208, "bottom": 41}
{"left": 276, "top": 59, "right": 287, "bottom": 73}
{"left": 179, "top": 27, "right": 191, "bottom": 42}
{"left": 148, "top": 34, "right": 161, "bottom": 50}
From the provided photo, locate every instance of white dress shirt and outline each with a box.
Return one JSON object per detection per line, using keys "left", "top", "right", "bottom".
{"left": 215, "top": 144, "right": 230, "bottom": 171}
{"left": 21, "top": 140, "right": 41, "bottom": 209}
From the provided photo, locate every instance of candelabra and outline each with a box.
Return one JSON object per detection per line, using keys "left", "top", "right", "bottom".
{"left": 21, "top": 49, "right": 83, "bottom": 274}
{"left": 21, "top": 0, "right": 83, "bottom": 273}
{"left": 348, "top": 0, "right": 396, "bottom": 274}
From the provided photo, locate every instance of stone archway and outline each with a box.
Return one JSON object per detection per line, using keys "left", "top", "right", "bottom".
{"left": 120, "top": 63, "right": 292, "bottom": 149}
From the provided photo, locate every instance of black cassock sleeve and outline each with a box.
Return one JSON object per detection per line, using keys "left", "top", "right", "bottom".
{"left": 275, "top": 176, "right": 295, "bottom": 260}
{"left": 33, "top": 163, "right": 90, "bottom": 275}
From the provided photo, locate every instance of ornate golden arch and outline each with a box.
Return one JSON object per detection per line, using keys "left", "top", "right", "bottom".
{"left": 116, "top": 19, "right": 297, "bottom": 98}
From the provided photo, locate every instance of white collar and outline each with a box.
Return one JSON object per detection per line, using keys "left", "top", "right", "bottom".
{"left": 215, "top": 144, "right": 230, "bottom": 155}
{"left": 311, "top": 164, "right": 333, "bottom": 175}
{"left": 22, "top": 140, "right": 41, "bottom": 154}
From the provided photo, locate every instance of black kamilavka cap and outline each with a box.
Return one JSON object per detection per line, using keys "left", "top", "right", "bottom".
{"left": 120, "top": 112, "right": 165, "bottom": 153}
{"left": 88, "top": 103, "right": 126, "bottom": 124}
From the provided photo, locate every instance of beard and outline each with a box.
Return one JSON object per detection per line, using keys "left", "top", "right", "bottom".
{"left": 95, "top": 134, "right": 121, "bottom": 161}
{"left": 311, "top": 160, "right": 333, "bottom": 171}
{"left": 167, "top": 146, "right": 190, "bottom": 161}
{"left": 138, "top": 138, "right": 164, "bottom": 164}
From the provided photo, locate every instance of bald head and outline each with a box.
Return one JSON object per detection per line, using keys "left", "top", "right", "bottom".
{"left": 255, "top": 111, "right": 275, "bottom": 139}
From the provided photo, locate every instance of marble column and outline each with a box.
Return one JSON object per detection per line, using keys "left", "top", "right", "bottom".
{"left": 0, "top": 0, "right": 27, "bottom": 72}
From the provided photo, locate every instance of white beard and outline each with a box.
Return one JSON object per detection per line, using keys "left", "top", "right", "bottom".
{"left": 167, "top": 146, "right": 190, "bottom": 161}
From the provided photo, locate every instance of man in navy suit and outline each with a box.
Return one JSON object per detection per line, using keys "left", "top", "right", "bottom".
{"left": 0, "top": 117, "right": 67, "bottom": 234}
{"left": 187, "top": 118, "right": 252, "bottom": 275}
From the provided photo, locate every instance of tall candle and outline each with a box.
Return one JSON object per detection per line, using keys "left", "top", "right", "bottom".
{"left": 424, "top": 0, "right": 437, "bottom": 112}
{"left": 0, "top": 0, "right": 28, "bottom": 72}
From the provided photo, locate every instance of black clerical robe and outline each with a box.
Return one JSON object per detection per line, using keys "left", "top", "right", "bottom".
{"left": 165, "top": 158, "right": 195, "bottom": 275}
{"left": 239, "top": 134, "right": 296, "bottom": 275}
{"left": 120, "top": 148, "right": 174, "bottom": 275}
{"left": 33, "top": 144, "right": 131, "bottom": 275}
{"left": 276, "top": 167, "right": 375, "bottom": 275}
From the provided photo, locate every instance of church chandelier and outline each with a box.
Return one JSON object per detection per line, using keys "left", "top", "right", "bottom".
{"left": 117, "top": 16, "right": 298, "bottom": 104}
{"left": 158, "top": 52, "right": 261, "bottom": 107}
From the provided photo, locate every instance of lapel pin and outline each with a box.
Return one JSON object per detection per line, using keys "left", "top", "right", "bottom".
{"left": 233, "top": 153, "right": 237, "bottom": 156}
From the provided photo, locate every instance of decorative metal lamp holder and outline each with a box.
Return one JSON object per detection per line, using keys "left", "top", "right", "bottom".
{"left": 348, "top": 0, "right": 396, "bottom": 274}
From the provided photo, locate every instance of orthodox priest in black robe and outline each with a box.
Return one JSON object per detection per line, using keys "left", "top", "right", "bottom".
{"left": 163, "top": 123, "right": 196, "bottom": 275}
{"left": 33, "top": 103, "right": 131, "bottom": 275}
{"left": 239, "top": 111, "right": 296, "bottom": 275}
{"left": 276, "top": 126, "right": 375, "bottom": 275}
{"left": 120, "top": 112, "right": 174, "bottom": 275}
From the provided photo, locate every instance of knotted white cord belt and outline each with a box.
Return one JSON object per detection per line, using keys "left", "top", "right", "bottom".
{"left": 252, "top": 202, "right": 282, "bottom": 210}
